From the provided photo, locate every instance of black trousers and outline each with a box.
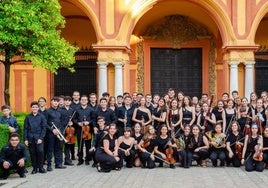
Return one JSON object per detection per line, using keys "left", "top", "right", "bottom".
{"left": 139, "top": 151, "right": 155, "bottom": 169}
{"left": 47, "top": 133, "right": 64, "bottom": 167}
{"left": 225, "top": 151, "right": 241, "bottom": 167}
{"left": 77, "top": 129, "right": 91, "bottom": 162}
{"left": 191, "top": 148, "right": 209, "bottom": 164}
{"left": 64, "top": 143, "right": 75, "bottom": 163}
{"left": 95, "top": 148, "right": 123, "bottom": 172}
{"left": 0, "top": 161, "right": 25, "bottom": 178}
{"left": 179, "top": 150, "right": 192, "bottom": 168}
{"left": 209, "top": 149, "right": 226, "bottom": 167}
{"left": 28, "top": 140, "right": 44, "bottom": 169}
{"left": 122, "top": 149, "right": 136, "bottom": 168}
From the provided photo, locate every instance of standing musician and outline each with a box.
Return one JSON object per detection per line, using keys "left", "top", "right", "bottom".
{"left": 208, "top": 122, "right": 227, "bottom": 167}
{"left": 261, "top": 91, "right": 268, "bottom": 110}
{"left": 132, "top": 97, "right": 152, "bottom": 133}
{"left": 88, "top": 116, "right": 107, "bottom": 168}
{"left": 262, "top": 126, "right": 268, "bottom": 169}
{"left": 167, "top": 99, "right": 182, "bottom": 137}
{"left": 197, "top": 102, "right": 216, "bottom": 133}
{"left": 189, "top": 124, "right": 209, "bottom": 167}
{"left": 46, "top": 97, "right": 66, "bottom": 171}
{"left": 178, "top": 125, "right": 192, "bottom": 168}
{"left": 152, "top": 98, "right": 167, "bottom": 133}
{"left": 73, "top": 95, "right": 94, "bottom": 166}
{"left": 225, "top": 99, "right": 237, "bottom": 128}
{"left": 237, "top": 107, "right": 251, "bottom": 135}
{"left": 154, "top": 124, "right": 176, "bottom": 169}
{"left": 249, "top": 92, "right": 258, "bottom": 111}
{"left": 132, "top": 123, "right": 144, "bottom": 167}
{"left": 194, "top": 103, "right": 202, "bottom": 125}
{"left": 181, "top": 96, "right": 195, "bottom": 129}
{"left": 60, "top": 96, "right": 75, "bottom": 166}
{"left": 212, "top": 100, "right": 226, "bottom": 133}
{"left": 252, "top": 98, "right": 266, "bottom": 132}
{"left": 241, "top": 123, "right": 265, "bottom": 172}
{"left": 226, "top": 121, "right": 244, "bottom": 167}
{"left": 117, "top": 96, "right": 134, "bottom": 136}
{"left": 137, "top": 125, "right": 157, "bottom": 169}
{"left": 118, "top": 127, "right": 136, "bottom": 168}
{"left": 95, "top": 124, "right": 123, "bottom": 172}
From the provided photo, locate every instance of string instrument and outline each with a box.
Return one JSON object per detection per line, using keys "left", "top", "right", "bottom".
{"left": 243, "top": 115, "right": 251, "bottom": 135}
{"left": 82, "top": 116, "right": 91, "bottom": 140}
{"left": 235, "top": 143, "right": 243, "bottom": 160}
{"left": 165, "top": 143, "right": 175, "bottom": 164}
{"left": 142, "top": 138, "right": 151, "bottom": 149}
{"left": 253, "top": 143, "right": 263, "bottom": 161}
{"left": 169, "top": 109, "right": 174, "bottom": 136}
{"left": 202, "top": 94, "right": 214, "bottom": 133}
{"left": 65, "top": 112, "right": 76, "bottom": 144}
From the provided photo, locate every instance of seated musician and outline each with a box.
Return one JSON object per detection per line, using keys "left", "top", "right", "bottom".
{"left": 137, "top": 125, "right": 156, "bottom": 169}
{"left": 226, "top": 121, "right": 244, "bottom": 167}
{"left": 95, "top": 124, "right": 123, "bottom": 172}
{"left": 88, "top": 116, "right": 107, "bottom": 168}
{"left": 177, "top": 125, "right": 192, "bottom": 168}
{"left": 263, "top": 126, "right": 268, "bottom": 169}
{"left": 154, "top": 124, "right": 176, "bottom": 169}
{"left": 208, "top": 122, "right": 227, "bottom": 167}
{"left": 241, "top": 123, "right": 265, "bottom": 172}
{"left": 118, "top": 127, "right": 136, "bottom": 168}
{"left": 189, "top": 124, "right": 209, "bottom": 167}
{"left": 132, "top": 123, "right": 144, "bottom": 167}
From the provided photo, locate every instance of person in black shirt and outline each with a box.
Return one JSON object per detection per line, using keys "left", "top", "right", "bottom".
{"left": 95, "top": 124, "right": 123, "bottom": 172}
{"left": 24, "top": 101, "right": 47, "bottom": 174}
{"left": 262, "top": 126, "right": 268, "bottom": 169}
{"left": 0, "top": 105, "right": 19, "bottom": 134}
{"left": 46, "top": 97, "right": 66, "bottom": 171}
{"left": 178, "top": 125, "right": 192, "bottom": 168}
{"left": 133, "top": 123, "right": 143, "bottom": 167}
{"left": 73, "top": 95, "right": 94, "bottom": 166}
{"left": 0, "top": 133, "right": 29, "bottom": 179}
{"left": 226, "top": 121, "right": 244, "bottom": 167}
{"left": 70, "top": 91, "right": 80, "bottom": 110}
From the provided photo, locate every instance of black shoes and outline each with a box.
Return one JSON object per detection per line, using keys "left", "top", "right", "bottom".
{"left": 64, "top": 161, "right": 74, "bottom": 166}
{"left": 92, "top": 163, "right": 96, "bottom": 168}
{"left": 85, "top": 161, "right": 90, "bottom": 165}
{"left": 31, "top": 168, "right": 38, "bottom": 174}
{"left": 19, "top": 173, "right": 26, "bottom": 178}
{"left": 55, "top": 165, "right": 67, "bottom": 169}
{"left": 170, "top": 164, "right": 175, "bottom": 169}
{"left": 39, "top": 168, "right": 47, "bottom": 173}
{"left": 158, "top": 163, "right": 163, "bottom": 167}
{"left": 47, "top": 165, "right": 53, "bottom": 171}
{"left": 96, "top": 163, "right": 102, "bottom": 172}
{"left": 77, "top": 161, "right": 84, "bottom": 166}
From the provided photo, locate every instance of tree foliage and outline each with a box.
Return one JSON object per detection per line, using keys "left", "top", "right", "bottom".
{"left": 0, "top": 0, "right": 77, "bottom": 104}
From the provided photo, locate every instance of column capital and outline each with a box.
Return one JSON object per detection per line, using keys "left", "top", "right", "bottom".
{"left": 97, "top": 62, "right": 109, "bottom": 66}
{"left": 243, "top": 61, "right": 255, "bottom": 67}
{"left": 112, "top": 62, "right": 124, "bottom": 67}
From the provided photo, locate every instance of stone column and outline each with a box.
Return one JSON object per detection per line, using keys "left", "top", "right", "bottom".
{"left": 97, "top": 62, "right": 108, "bottom": 96}
{"left": 113, "top": 62, "right": 123, "bottom": 97}
{"left": 229, "top": 61, "right": 239, "bottom": 95}
{"left": 243, "top": 61, "right": 255, "bottom": 99}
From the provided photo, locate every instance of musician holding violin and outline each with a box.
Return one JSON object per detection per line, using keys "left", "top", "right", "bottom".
{"left": 132, "top": 123, "right": 144, "bottom": 167}
{"left": 226, "top": 121, "right": 244, "bottom": 167}
{"left": 167, "top": 99, "right": 182, "bottom": 137}
{"left": 241, "top": 123, "right": 265, "bottom": 172}
{"left": 262, "top": 126, "right": 268, "bottom": 169}
{"left": 153, "top": 124, "right": 176, "bottom": 169}
{"left": 60, "top": 96, "right": 76, "bottom": 166}
{"left": 197, "top": 102, "right": 216, "bottom": 133}
{"left": 137, "top": 125, "right": 156, "bottom": 169}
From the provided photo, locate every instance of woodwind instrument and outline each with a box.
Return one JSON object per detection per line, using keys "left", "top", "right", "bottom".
{"left": 124, "top": 110, "right": 127, "bottom": 129}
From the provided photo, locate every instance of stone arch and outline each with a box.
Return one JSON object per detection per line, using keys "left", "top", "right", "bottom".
{"left": 118, "top": 0, "right": 235, "bottom": 47}
{"left": 249, "top": 1, "right": 268, "bottom": 43}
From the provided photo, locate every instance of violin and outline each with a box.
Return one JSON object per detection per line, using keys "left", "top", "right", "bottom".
{"left": 142, "top": 139, "right": 150, "bottom": 148}
{"left": 165, "top": 142, "right": 175, "bottom": 164}
{"left": 243, "top": 116, "right": 251, "bottom": 135}
{"left": 202, "top": 94, "right": 214, "bottom": 133}
{"left": 253, "top": 143, "right": 263, "bottom": 161}
{"left": 65, "top": 126, "right": 76, "bottom": 144}
{"left": 82, "top": 116, "right": 91, "bottom": 140}
{"left": 235, "top": 143, "right": 243, "bottom": 160}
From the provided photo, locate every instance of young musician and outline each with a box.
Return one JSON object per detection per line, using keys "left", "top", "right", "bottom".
{"left": 95, "top": 124, "right": 123, "bottom": 172}
{"left": 118, "top": 127, "right": 136, "bottom": 168}
{"left": 225, "top": 99, "right": 236, "bottom": 128}
{"left": 197, "top": 102, "right": 216, "bottom": 133}
{"left": 189, "top": 124, "right": 209, "bottom": 167}
{"left": 24, "top": 101, "right": 47, "bottom": 174}
{"left": 208, "top": 122, "right": 226, "bottom": 167}
{"left": 167, "top": 99, "right": 182, "bottom": 137}
{"left": 212, "top": 100, "right": 226, "bottom": 133}
{"left": 152, "top": 98, "right": 167, "bottom": 133}
{"left": 73, "top": 95, "right": 94, "bottom": 166}
{"left": 181, "top": 96, "right": 195, "bottom": 128}
{"left": 226, "top": 121, "right": 244, "bottom": 167}
{"left": 154, "top": 124, "right": 176, "bottom": 169}
{"left": 178, "top": 125, "right": 192, "bottom": 168}
{"left": 132, "top": 97, "right": 152, "bottom": 133}
{"left": 241, "top": 123, "right": 265, "bottom": 172}
{"left": 46, "top": 97, "right": 66, "bottom": 171}
{"left": 0, "top": 105, "right": 19, "bottom": 134}
{"left": 132, "top": 123, "right": 144, "bottom": 167}
{"left": 137, "top": 125, "right": 156, "bottom": 169}
{"left": 60, "top": 96, "right": 76, "bottom": 166}
{"left": 262, "top": 126, "right": 268, "bottom": 169}
{"left": 0, "top": 133, "right": 28, "bottom": 179}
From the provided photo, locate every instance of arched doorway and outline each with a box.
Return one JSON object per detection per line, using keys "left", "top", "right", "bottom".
{"left": 54, "top": 0, "right": 98, "bottom": 96}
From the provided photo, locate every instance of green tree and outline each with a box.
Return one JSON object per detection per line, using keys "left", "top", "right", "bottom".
{"left": 0, "top": 0, "right": 77, "bottom": 105}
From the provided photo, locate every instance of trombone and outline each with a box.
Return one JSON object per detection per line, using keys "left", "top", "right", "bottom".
{"left": 52, "top": 122, "right": 67, "bottom": 143}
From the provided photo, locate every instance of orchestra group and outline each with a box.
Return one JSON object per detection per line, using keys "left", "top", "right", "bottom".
{"left": 1, "top": 88, "right": 268, "bottom": 178}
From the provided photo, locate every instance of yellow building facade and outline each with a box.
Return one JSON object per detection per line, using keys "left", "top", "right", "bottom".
{"left": 0, "top": 0, "right": 268, "bottom": 112}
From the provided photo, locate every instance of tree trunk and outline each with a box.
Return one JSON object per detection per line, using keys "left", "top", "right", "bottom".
{"left": 4, "top": 51, "right": 11, "bottom": 105}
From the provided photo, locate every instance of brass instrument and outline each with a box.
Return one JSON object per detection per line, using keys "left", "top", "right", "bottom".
{"left": 205, "top": 131, "right": 226, "bottom": 148}
{"left": 51, "top": 122, "right": 67, "bottom": 143}
{"left": 174, "top": 137, "right": 185, "bottom": 150}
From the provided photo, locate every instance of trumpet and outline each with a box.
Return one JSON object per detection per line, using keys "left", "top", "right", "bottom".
{"left": 52, "top": 122, "right": 67, "bottom": 143}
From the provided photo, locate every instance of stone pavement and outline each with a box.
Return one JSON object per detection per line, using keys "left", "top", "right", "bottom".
{"left": 1, "top": 163, "right": 268, "bottom": 188}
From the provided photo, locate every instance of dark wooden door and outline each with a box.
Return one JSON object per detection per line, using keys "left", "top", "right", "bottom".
{"left": 255, "top": 52, "right": 268, "bottom": 96}
{"left": 54, "top": 51, "right": 97, "bottom": 96}
{"left": 151, "top": 48, "right": 202, "bottom": 97}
